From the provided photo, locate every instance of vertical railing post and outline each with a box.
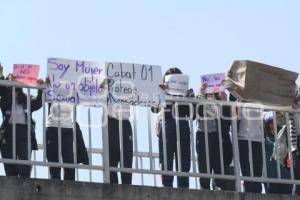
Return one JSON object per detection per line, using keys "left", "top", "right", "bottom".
{"left": 231, "top": 105, "right": 242, "bottom": 192}
{"left": 27, "top": 88, "right": 32, "bottom": 166}
{"left": 102, "top": 107, "right": 110, "bottom": 183}
{"left": 12, "top": 86, "right": 16, "bottom": 160}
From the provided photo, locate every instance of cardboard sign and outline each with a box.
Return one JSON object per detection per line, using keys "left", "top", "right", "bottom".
{"left": 13, "top": 64, "right": 40, "bottom": 85}
{"left": 201, "top": 73, "right": 225, "bottom": 94}
{"left": 106, "top": 62, "right": 165, "bottom": 107}
{"left": 47, "top": 58, "right": 107, "bottom": 106}
{"left": 222, "top": 60, "right": 298, "bottom": 106}
{"left": 164, "top": 74, "right": 189, "bottom": 96}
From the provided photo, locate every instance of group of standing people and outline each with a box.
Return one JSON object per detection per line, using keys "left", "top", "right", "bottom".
{"left": 1, "top": 63, "right": 300, "bottom": 195}
{"left": 151, "top": 67, "right": 300, "bottom": 195}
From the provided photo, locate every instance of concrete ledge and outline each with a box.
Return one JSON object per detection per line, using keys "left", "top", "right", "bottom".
{"left": 0, "top": 176, "right": 299, "bottom": 200}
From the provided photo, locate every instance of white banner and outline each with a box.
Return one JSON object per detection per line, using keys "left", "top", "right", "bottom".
{"left": 106, "top": 62, "right": 165, "bottom": 107}
{"left": 47, "top": 58, "right": 107, "bottom": 106}
{"left": 164, "top": 74, "right": 189, "bottom": 96}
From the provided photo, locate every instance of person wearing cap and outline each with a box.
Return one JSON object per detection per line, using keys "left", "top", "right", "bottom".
{"left": 0, "top": 71, "right": 43, "bottom": 177}
{"left": 152, "top": 67, "right": 194, "bottom": 188}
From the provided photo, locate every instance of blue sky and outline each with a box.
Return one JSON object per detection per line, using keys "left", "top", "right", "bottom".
{"left": 1, "top": 0, "right": 300, "bottom": 90}
{"left": 1, "top": 0, "right": 300, "bottom": 186}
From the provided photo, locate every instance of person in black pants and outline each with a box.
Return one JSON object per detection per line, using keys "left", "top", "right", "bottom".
{"left": 46, "top": 103, "right": 75, "bottom": 180}
{"left": 195, "top": 84, "right": 233, "bottom": 190}
{"left": 153, "top": 68, "right": 194, "bottom": 188}
{"left": 238, "top": 108, "right": 264, "bottom": 193}
{"left": 0, "top": 72, "right": 42, "bottom": 177}
{"left": 108, "top": 113, "right": 133, "bottom": 184}
{"left": 239, "top": 140, "right": 263, "bottom": 192}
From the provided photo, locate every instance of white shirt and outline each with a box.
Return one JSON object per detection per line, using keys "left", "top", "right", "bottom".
{"left": 238, "top": 108, "right": 263, "bottom": 142}
{"left": 107, "top": 103, "right": 130, "bottom": 120}
{"left": 9, "top": 104, "right": 26, "bottom": 124}
{"left": 197, "top": 104, "right": 219, "bottom": 133}
{"left": 46, "top": 103, "right": 74, "bottom": 128}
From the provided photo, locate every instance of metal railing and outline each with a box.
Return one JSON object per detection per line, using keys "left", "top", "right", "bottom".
{"left": 1, "top": 79, "right": 300, "bottom": 193}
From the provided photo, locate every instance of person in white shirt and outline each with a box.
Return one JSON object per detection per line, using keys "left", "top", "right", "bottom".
{"left": 238, "top": 107, "right": 264, "bottom": 193}
{"left": 107, "top": 103, "right": 133, "bottom": 184}
{"left": 0, "top": 71, "right": 43, "bottom": 177}
{"left": 46, "top": 103, "right": 75, "bottom": 180}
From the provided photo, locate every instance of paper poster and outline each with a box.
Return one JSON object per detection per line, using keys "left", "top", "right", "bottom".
{"left": 47, "top": 57, "right": 107, "bottom": 106}
{"left": 201, "top": 73, "right": 225, "bottom": 94}
{"left": 164, "top": 74, "right": 189, "bottom": 96}
{"left": 106, "top": 62, "right": 165, "bottom": 107}
{"left": 13, "top": 64, "right": 40, "bottom": 85}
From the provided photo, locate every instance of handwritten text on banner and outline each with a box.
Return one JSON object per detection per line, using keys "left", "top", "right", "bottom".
{"left": 46, "top": 58, "right": 107, "bottom": 106}
{"left": 106, "top": 62, "right": 165, "bottom": 107}
{"left": 201, "top": 73, "right": 225, "bottom": 94}
{"left": 164, "top": 74, "right": 189, "bottom": 96}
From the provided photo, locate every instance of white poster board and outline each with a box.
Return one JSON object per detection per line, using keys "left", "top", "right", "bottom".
{"left": 47, "top": 58, "right": 107, "bottom": 106}
{"left": 164, "top": 74, "right": 189, "bottom": 96}
{"left": 201, "top": 73, "right": 225, "bottom": 94}
{"left": 106, "top": 62, "right": 165, "bottom": 107}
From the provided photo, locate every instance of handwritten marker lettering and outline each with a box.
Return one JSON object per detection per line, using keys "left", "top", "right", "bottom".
{"left": 46, "top": 58, "right": 106, "bottom": 106}
{"left": 106, "top": 62, "right": 165, "bottom": 107}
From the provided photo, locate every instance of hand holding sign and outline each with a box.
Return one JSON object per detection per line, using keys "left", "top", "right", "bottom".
{"left": 0, "top": 64, "right": 4, "bottom": 77}
{"left": 199, "top": 83, "right": 208, "bottom": 96}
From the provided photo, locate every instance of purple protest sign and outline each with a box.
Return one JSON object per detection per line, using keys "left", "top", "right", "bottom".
{"left": 201, "top": 73, "right": 225, "bottom": 94}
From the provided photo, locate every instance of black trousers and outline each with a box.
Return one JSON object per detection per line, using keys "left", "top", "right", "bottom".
{"left": 108, "top": 117, "right": 133, "bottom": 184}
{"left": 46, "top": 127, "right": 75, "bottom": 181}
{"left": 265, "top": 183, "right": 293, "bottom": 195}
{"left": 239, "top": 140, "right": 263, "bottom": 193}
{"left": 1, "top": 124, "right": 32, "bottom": 177}
{"left": 197, "top": 132, "right": 226, "bottom": 190}
{"left": 158, "top": 119, "right": 191, "bottom": 188}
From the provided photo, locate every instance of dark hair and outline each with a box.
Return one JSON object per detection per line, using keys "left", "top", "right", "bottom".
{"left": 163, "top": 67, "right": 182, "bottom": 82}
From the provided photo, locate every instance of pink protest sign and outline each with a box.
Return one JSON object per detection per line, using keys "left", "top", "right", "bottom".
{"left": 201, "top": 73, "right": 225, "bottom": 94}
{"left": 13, "top": 64, "right": 40, "bottom": 85}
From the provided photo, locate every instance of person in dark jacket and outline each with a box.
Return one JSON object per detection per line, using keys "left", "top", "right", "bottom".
{"left": 0, "top": 66, "right": 7, "bottom": 117}
{"left": 0, "top": 72, "right": 43, "bottom": 177}
{"left": 195, "top": 83, "right": 233, "bottom": 190}
{"left": 153, "top": 67, "right": 194, "bottom": 188}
